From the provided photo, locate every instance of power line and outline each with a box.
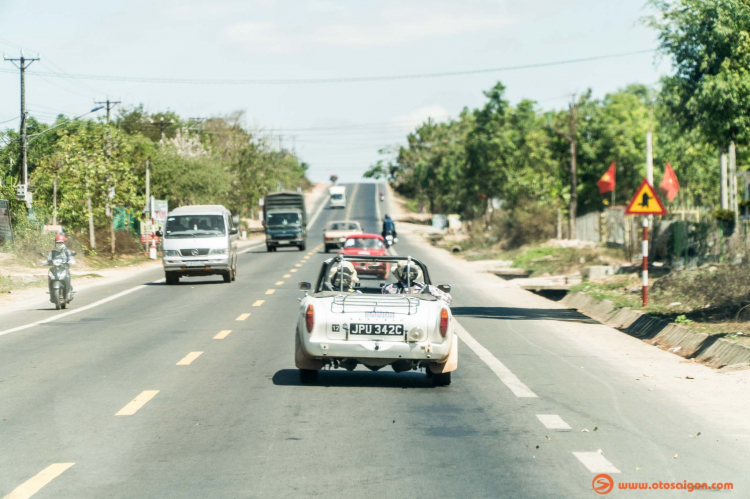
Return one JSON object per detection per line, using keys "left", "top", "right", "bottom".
{"left": 0, "top": 116, "right": 20, "bottom": 125}
{"left": 0, "top": 49, "right": 655, "bottom": 85}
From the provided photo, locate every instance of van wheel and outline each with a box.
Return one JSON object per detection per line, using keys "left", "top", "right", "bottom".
{"left": 324, "top": 245, "right": 329, "bottom": 253}
{"left": 299, "top": 243, "right": 306, "bottom": 251}
{"left": 222, "top": 271, "right": 232, "bottom": 283}
{"left": 266, "top": 245, "right": 273, "bottom": 252}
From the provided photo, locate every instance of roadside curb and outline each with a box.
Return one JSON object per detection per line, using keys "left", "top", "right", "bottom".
{"left": 561, "top": 292, "right": 750, "bottom": 369}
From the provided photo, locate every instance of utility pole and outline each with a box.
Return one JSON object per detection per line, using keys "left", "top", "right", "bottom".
{"left": 729, "top": 142, "right": 738, "bottom": 218}
{"left": 149, "top": 116, "right": 174, "bottom": 143}
{"left": 4, "top": 50, "right": 40, "bottom": 189}
{"left": 94, "top": 98, "right": 121, "bottom": 124}
{"left": 720, "top": 150, "right": 728, "bottom": 210}
{"left": 552, "top": 94, "right": 578, "bottom": 239}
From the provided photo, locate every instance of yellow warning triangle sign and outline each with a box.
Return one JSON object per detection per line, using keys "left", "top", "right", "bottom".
{"left": 625, "top": 179, "right": 667, "bottom": 215}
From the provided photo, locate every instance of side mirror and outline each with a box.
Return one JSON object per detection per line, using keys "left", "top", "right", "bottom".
{"left": 71, "top": 251, "right": 77, "bottom": 256}
{"left": 229, "top": 227, "right": 238, "bottom": 235}
{"left": 437, "top": 284, "right": 451, "bottom": 293}
{"left": 155, "top": 230, "right": 163, "bottom": 237}
{"left": 299, "top": 282, "right": 311, "bottom": 291}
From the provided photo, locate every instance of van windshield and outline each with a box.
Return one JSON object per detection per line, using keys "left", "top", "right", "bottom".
{"left": 165, "top": 215, "right": 226, "bottom": 238}
{"left": 331, "top": 194, "right": 343, "bottom": 200}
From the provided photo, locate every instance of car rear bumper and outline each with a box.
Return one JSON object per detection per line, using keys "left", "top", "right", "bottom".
{"left": 301, "top": 334, "right": 452, "bottom": 363}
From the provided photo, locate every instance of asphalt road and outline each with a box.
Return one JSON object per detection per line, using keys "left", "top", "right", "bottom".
{"left": 0, "top": 183, "right": 747, "bottom": 498}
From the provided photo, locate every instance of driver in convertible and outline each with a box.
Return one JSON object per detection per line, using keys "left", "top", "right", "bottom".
{"left": 382, "top": 263, "right": 452, "bottom": 305}
{"left": 329, "top": 261, "right": 360, "bottom": 292}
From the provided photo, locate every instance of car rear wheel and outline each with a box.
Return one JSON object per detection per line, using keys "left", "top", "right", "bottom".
{"left": 431, "top": 372, "right": 451, "bottom": 386}
{"left": 299, "top": 369, "right": 318, "bottom": 384}
{"left": 222, "top": 271, "right": 232, "bottom": 283}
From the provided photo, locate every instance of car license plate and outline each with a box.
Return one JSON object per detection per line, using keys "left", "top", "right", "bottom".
{"left": 278, "top": 241, "right": 290, "bottom": 245}
{"left": 185, "top": 261, "right": 206, "bottom": 267}
{"left": 349, "top": 323, "right": 404, "bottom": 336}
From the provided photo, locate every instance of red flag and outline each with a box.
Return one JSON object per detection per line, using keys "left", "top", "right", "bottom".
{"left": 659, "top": 162, "right": 680, "bottom": 202}
{"left": 597, "top": 162, "right": 616, "bottom": 194}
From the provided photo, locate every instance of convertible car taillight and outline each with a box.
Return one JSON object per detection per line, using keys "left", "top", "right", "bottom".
{"left": 439, "top": 308, "right": 449, "bottom": 337}
{"left": 305, "top": 305, "right": 315, "bottom": 333}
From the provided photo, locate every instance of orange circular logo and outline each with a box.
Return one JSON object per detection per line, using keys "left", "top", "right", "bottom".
{"left": 592, "top": 474, "right": 614, "bottom": 495}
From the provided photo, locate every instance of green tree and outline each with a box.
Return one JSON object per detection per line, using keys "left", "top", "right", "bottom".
{"left": 648, "top": 0, "right": 750, "bottom": 147}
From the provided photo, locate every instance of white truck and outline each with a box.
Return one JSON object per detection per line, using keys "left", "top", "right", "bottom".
{"left": 328, "top": 186, "right": 346, "bottom": 209}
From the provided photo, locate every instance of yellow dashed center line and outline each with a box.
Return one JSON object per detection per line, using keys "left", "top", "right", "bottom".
{"left": 275, "top": 281, "right": 284, "bottom": 285}
{"left": 3, "top": 463, "right": 75, "bottom": 499}
{"left": 214, "top": 330, "right": 232, "bottom": 339}
{"left": 290, "top": 269, "right": 297, "bottom": 273}
{"left": 265, "top": 289, "right": 275, "bottom": 295}
{"left": 283, "top": 274, "right": 291, "bottom": 278}
{"left": 304, "top": 256, "right": 310, "bottom": 260}
{"left": 176, "top": 351, "right": 203, "bottom": 366}
{"left": 236, "top": 313, "right": 251, "bottom": 321}
{"left": 295, "top": 264, "right": 302, "bottom": 267}
{"left": 115, "top": 390, "right": 159, "bottom": 416}
{"left": 252, "top": 300, "right": 265, "bottom": 307}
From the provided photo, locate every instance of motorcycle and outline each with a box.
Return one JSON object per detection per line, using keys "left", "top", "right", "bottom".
{"left": 384, "top": 231, "right": 397, "bottom": 248}
{"left": 379, "top": 195, "right": 385, "bottom": 202}
{"left": 42, "top": 251, "right": 76, "bottom": 310}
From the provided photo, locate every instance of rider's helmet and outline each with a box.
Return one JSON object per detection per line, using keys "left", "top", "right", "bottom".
{"left": 54, "top": 233, "right": 66, "bottom": 251}
{"left": 393, "top": 262, "right": 420, "bottom": 284}
{"left": 329, "top": 261, "right": 359, "bottom": 290}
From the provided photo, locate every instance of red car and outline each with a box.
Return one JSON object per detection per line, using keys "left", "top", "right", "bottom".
{"left": 340, "top": 234, "right": 390, "bottom": 279}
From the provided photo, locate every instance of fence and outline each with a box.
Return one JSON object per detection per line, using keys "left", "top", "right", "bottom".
{"left": 574, "top": 208, "right": 750, "bottom": 266}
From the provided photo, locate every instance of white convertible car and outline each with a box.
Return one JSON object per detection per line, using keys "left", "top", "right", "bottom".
{"left": 295, "top": 255, "right": 457, "bottom": 386}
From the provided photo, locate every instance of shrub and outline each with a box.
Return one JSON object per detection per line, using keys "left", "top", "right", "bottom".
{"left": 496, "top": 200, "right": 556, "bottom": 249}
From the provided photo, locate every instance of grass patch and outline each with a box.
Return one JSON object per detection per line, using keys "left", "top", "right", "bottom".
{"left": 0, "top": 275, "right": 48, "bottom": 294}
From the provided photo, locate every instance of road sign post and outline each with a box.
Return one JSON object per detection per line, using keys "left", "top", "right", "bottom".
{"left": 625, "top": 179, "right": 667, "bottom": 307}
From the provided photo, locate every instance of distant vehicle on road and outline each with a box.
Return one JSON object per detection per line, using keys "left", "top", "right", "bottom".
{"left": 295, "top": 255, "right": 456, "bottom": 385}
{"left": 263, "top": 192, "right": 307, "bottom": 252}
{"left": 323, "top": 220, "right": 362, "bottom": 252}
{"left": 329, "top": 185, "right": 346, "bottom": 209}
{"left": 159, "top": 205, "right": 238, "bottom": 285}
{"left": 340, "top": 234, "right": 389, "bottom": 279}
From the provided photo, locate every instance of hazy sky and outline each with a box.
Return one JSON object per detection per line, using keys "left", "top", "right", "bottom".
{"left": 0, "top": 0, "right": 669, "bottom": 182}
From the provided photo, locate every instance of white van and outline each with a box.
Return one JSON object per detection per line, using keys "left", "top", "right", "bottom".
{"left": 329, "top": 186, "right": 346, "bottom": 209}
{"left": 158, "top": 205, "right": 238, "bottom": 285}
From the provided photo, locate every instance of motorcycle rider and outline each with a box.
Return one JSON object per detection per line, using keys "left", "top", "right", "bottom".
{"left": 381, "top": 262, "right": 452, "bottom": 305}
{"left": 381, "top": 214, "right": 397, "bottom": 240}
{"left": 46, "top": 234, "right": 76, "bottom": 295}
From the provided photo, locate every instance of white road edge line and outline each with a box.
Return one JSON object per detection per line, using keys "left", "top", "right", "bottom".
{"left": 453, "top": 321, "right": 537, "bottom": 398}
{"left": 2, "top": 462, "right": 75, "bottom": 499}
{"left": 572, "top": 452, "right": 621, "bottom": 474}
{"left": 237, "top": 242, "right": 266, "bottom": 255}
{"left": 0, "top": 279, "right": 165, "bottom": 338}
{"left": 536, "top": 414, "right": 572, "bottom": 430}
